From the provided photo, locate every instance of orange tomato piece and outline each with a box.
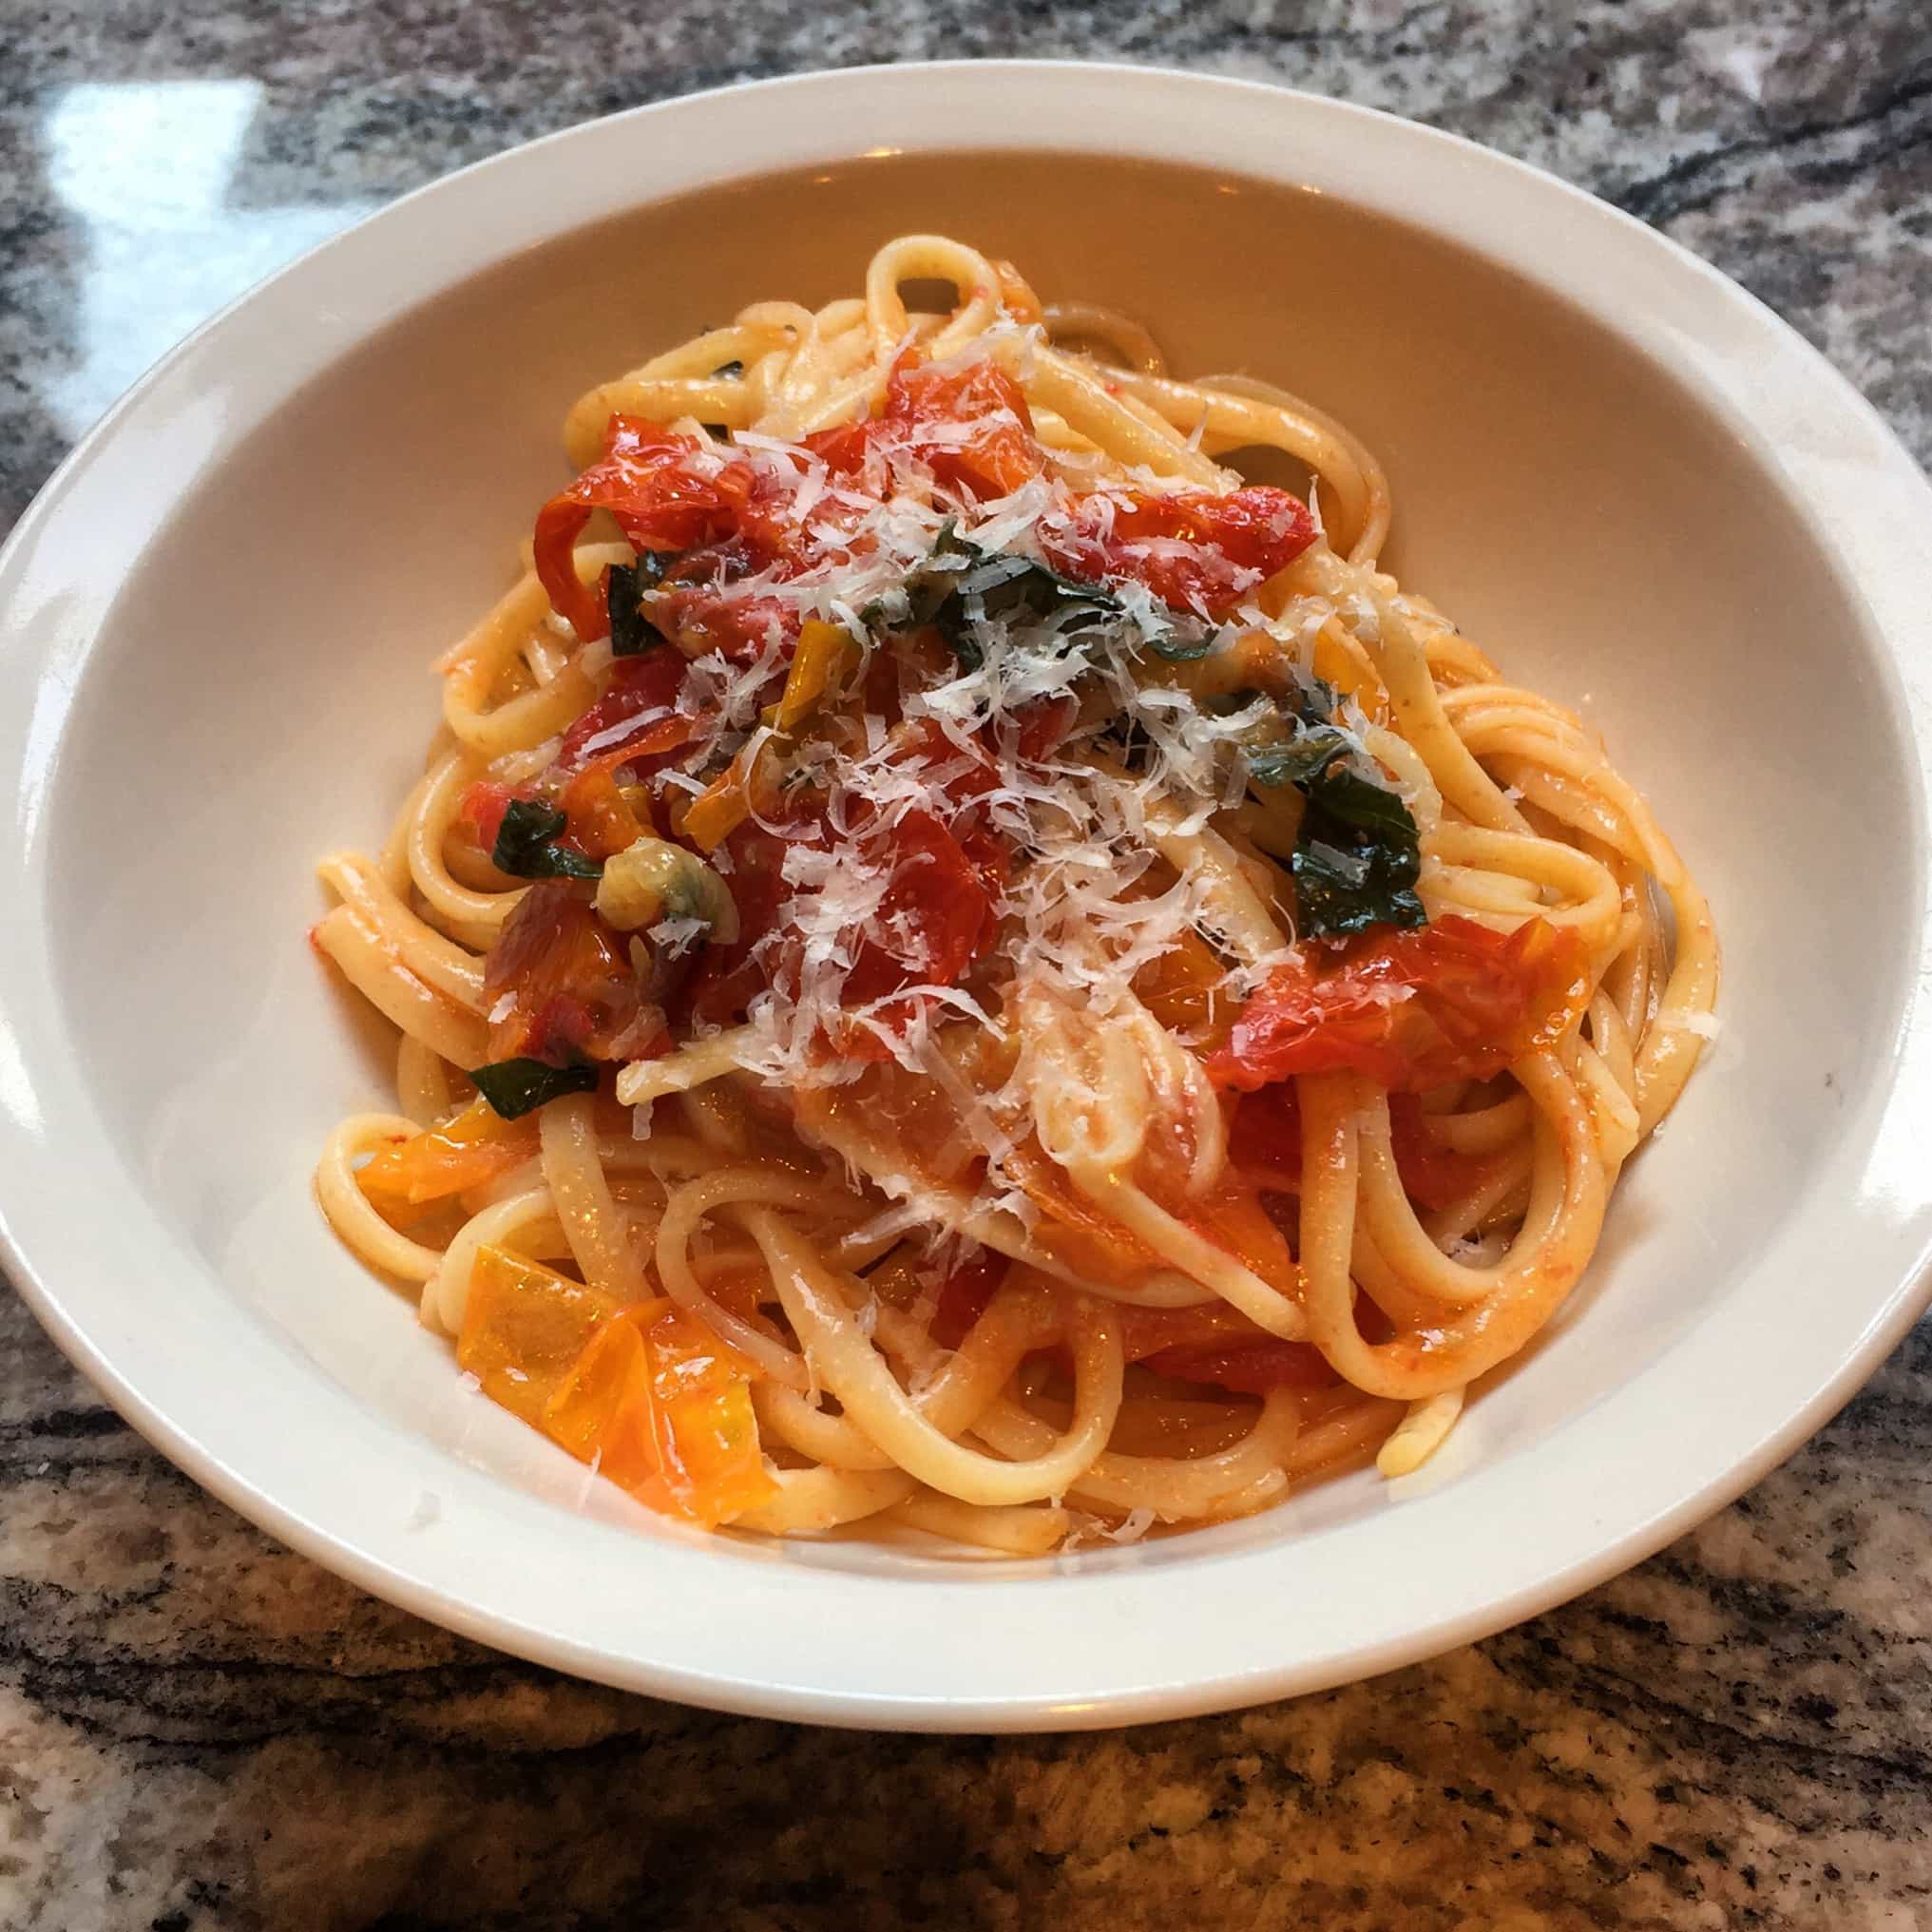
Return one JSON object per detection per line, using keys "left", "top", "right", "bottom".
{"left": 358, "top": 1100, "right": 542, "bottom": 1207}
{"left": 1133, "top": 930, "right": 1236, "bottom": 1051}
{"left": 538, "top": 1298, "right": 775, "bottom": 1528}
{"left": 556, "top": 763, "right": 646, "bottom": 861}
{"left": 541, "top": 1311, "right": 669, "bottom": 1493}
{"left": 456, "top": 1245, "right": 620, "bottom": 1426}
{"left": 640, "top": 1307, "right": 777, "bottom": 1527}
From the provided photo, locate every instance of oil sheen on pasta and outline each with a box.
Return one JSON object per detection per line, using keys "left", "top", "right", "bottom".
{"left": 313, "top": 235, "right": 1717, "bottom": 1556}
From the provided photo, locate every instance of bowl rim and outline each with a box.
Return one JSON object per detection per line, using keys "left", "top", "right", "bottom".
{"left": 4, "top": 58, "right": 1932, "bottom": 1731}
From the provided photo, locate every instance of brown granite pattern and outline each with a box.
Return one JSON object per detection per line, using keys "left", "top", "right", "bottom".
{"left": 3, "top": 3, "right": 1930, "bottom": 1925}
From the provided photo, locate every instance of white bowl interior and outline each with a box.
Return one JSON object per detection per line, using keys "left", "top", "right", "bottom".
{"left": 38, "top": 147, "right": 1918, "bottom": 1577}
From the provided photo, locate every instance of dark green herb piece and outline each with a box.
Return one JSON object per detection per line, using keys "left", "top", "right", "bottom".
{"left": 1247, "top": 723, "right": 1351, "bottom": 788}
{"left": 1241, "top": 678, "right": 1425, "bottom": 936}
{"left": 468, "top": 1057, "right": 600, "bottom": 1119}
{"left": 702, "top": 361, "right": 747, "bottom": 437}
{"left": 1145, "top": 625, "right": 1219, "bottom": 662}
{"left": 929, "top": 555, "right": 1122, "bottom": 672}
{"left": 1291, "top": 782, "right": 1425, "bottom": 935}
{"left": 607, "top": 550, "right": 669, "bottom": 658}
{"left": 491, "top": 799, "right": 603, "bottom": 880}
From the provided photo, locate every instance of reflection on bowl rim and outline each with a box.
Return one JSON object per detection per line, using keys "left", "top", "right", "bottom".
{"left": 2, "top": 61, "right": 1930, "bottom": 1731}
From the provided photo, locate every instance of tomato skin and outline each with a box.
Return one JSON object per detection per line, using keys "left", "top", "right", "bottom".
{"left": 929, "top": 1246, "right": 1012, "bottom": 1349}
{"left": 1209, "top": 915, "right": 1589, "bottom": 1095}
{"left": 806, "top": 354, "right": 1042, "bottom": 501}
{"left": 1041, "top": 485, "right": 1316, "bottom": 619}
{"left": 558, "top": 649, "right": 690, "bottom": 771}
{"left": 1143, "top": 1338, "right": 1336, "bottom": 1394}
{"left": 484, "top": 881, "right": 653, "bottom": 1063}
{"left": 534, "top": 417, "right": 724, "bottom": 639}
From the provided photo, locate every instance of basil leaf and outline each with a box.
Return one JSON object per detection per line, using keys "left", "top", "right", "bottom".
{"left": 1291, "top": 772, "right": 1425, "bottom": 936}
{"left": 491, "top": 799, "right": 603, "bottom": 880}
{"left": 468, "top": 1057, "right": 600, "bottom": 1119}
{"left": 928, "top": 516, "right": 977, "bottom": 563}
{"left": 1247, "top": 723, "right": 1351, "bottom": 788}
{"left": 1145, "top": 625, "right": 1218, "bottom": 662}
{"left": 607, "top": 551, "right": 669, "bottom": 658}
{"left": 1232, "top": 679, "right": 1424, "bottom": 935}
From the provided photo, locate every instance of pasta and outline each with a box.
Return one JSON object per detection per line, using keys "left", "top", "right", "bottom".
{"left": 313, "top": 235, "right": 1717, "bottom": 1553}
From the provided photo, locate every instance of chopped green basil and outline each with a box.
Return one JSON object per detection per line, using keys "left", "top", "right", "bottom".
{"left": 1291, "top": 783, "right": 1425, "bottom": 935}
{"left": 606, "top": 551, "right": 669, "bottom": 658}
{"left": 468, "top": 1057, "right": 600, "bottom": 1119}
{"left": 1243, "top": 680, "right": 1425, "bottom": 936}
{"left": 1144, "top": 625, "right": 1219, "bottom": 662}
{"left": 491, "top": 799, "right": 603, "bottom": 881}
{"left": 1247, "top": 722, "right": 1351, "bottom": 788}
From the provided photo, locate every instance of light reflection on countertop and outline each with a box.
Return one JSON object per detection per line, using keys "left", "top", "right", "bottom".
{"left": 43, "top": 79, "right": 379, "bottom": 438}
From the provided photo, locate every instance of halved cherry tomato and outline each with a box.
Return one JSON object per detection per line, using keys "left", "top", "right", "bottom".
{"left": 533, "top": 417, "right": 733, "bottom": 639}
{"left": 1209, "top": 915, "right": 1588, "bottom": 1094}
{"left": 1040, "top": 485, "right": 1316, "bottom": 619}
{"left": 806, "top": 354, "right": 1043, "bottom": 502}
{"left": 483, "top": 881, "right": 657, "bottom": 1063}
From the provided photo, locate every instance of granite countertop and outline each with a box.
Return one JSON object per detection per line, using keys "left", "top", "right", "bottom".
{"left": 4, "top": 4, "right": 1930, "bottom": 1926}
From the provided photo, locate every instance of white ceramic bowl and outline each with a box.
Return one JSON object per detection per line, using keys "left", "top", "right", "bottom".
{"left": 4, "top": 62, "right": 1931, "bottom": 1731}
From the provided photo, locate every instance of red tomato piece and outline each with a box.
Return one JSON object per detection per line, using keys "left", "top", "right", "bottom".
{"left": 1208, "top": 915, "right": 1589, "bottom": 1095}
{"left": 484, "top": 880, "right": 656, "bottom": 1063}
{"left": 557, "top": 649, "right": 691, "bottom": 771}
{"left": 839, "top": 809, "right": 996, "bottom": 1010}
{"left": 1040, "top": 485, "right": 1316, "bottom": 618}
{"left": 805, "top": 354, "right": 1043, "bottom": 503}
{"left": 533, "top": 416, "right": 728, "bottom": 639}
{"left": 1143, "top": 1338, "right": 1336, "bottom": 1394}
{"left": 928, "top": 1246, "right": 1012, "bottom": 1349}
{"left": 458, "top": 779, "right": 521, "bottom": 853}
{"left": 1386, "top": 1092, "right": 1496, "bottom": 1211}
{"left": 884, "top": 355, "right": 1043, "bottom": 500}
{"left": 1228, "top": 1082, "right": 1304, "bottom": 1192}
{"left": 677, "top": 827, "right": 793, "bottom": 1032}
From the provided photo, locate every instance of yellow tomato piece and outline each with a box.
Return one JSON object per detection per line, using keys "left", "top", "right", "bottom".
{"left": 540, "top": 1309, "right": 670, "bottom": 1493}
{"left": 681, "top": 730, "right": 783, "bottom": 852}
{"left": 658, "top": 1378, "right": 775, "bottom": 1527}
{"left": 456, "top": 1245, "right": 620, "bottom": 1427}
{"left": 763, "top": 618, "right": 859, "bottom": 734}
{"left": 1133, "top": 930, "right": 1234, "bottom": 1049}
{"left": 357, "top": 1100, "right": 540, "bottom": 1206}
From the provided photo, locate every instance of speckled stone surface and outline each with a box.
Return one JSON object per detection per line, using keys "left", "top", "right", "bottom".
{"left": 3, "top": 5, "right": 1930, "bottom": 1926}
